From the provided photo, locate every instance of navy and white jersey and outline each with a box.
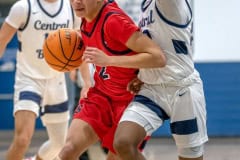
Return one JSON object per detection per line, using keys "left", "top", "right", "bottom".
{"left": 5, "top": 0, "right": 80, "bottom": 79}
{"left": 120, "top": 0, "right": 208, "bottom": 150}
{"left": 138, "top": 0, "right": 195, "bottom": 84}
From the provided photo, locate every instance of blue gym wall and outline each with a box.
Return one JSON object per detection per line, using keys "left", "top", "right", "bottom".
{"left": 152, "top": 62, "right": 240, "bottom": 137}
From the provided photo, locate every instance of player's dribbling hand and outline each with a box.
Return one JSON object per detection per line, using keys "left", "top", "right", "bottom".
{"left": 82, "top": 47, "right": 110, "bottom": 67}
{"left": 127, "top": 78, "right": 144, "bottom": 95}
{"left": 80, "top": 85, "right": 89, "bottom": 99}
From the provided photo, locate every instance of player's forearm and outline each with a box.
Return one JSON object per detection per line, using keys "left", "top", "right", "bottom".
{"left": 109, "top": 51, "right": 166, "bottom": 69}
{"left": 78, "top": 62, "right": 92, "bottom": 87}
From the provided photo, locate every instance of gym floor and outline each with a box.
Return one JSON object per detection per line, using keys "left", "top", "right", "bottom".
{"left": 0, "top": 130, "right": 239, "bottom": 160}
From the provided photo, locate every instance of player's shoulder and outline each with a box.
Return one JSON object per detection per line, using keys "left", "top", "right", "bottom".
{"left": 7, "top": 0, "right": 29, "bottom": 20}
{"left": 11, "top": 0, "right": 29, "bottom": 10}
{"left": 155, "top": 0, "right": 192, "bottom": 25}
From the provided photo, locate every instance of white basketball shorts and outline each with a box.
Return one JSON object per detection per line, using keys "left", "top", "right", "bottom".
{"left": 13, "top": 69, "right": 69, "bottom": 124}
{"left": 120, "top": 74, "right": 208, "bottom": 148}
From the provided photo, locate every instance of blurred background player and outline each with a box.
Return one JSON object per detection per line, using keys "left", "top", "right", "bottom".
{"left": 113, "top": 0, "right": 208, "bottom": 160}
{"left": 0, "top": 0, "right": 80, "bottom": 159}
{"left": 55, "top": 0, "right": 166, "bottom": 159}
{"left": 68, "top": 64, "right": 94, "bottom": 160}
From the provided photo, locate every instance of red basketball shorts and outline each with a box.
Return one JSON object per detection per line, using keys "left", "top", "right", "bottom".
{"left": 73, "top": 87, "right": 132, "bottom": 153}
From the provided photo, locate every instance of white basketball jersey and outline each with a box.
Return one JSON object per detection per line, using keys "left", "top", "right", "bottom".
{"left": 16, "top": 0, "right": 76, "bottom": 79}
{"left": 138, "top": 0, "right": 195, "bottom": 84}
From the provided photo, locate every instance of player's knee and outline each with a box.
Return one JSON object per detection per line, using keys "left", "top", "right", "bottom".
{"left": 113, "top": 137, "right": 128, "bottom": 153}
{"left": 59, "top": 141, "right": 75, "bottom": 155}
{"left": 178, "top": 145, "right": 204, "bottom": 159}
{"left": 14, "top": 134, "right": 32, "bottom": 148}
{"left": 58, "top": 141, "right": 83, "bottom": 160}
{"left": 113, "top": 136, "right": 135, "bottom": 155}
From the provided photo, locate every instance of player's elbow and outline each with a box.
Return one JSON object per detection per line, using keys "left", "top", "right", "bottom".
{"left": 153, "top": 53, "right": 166, "bottom": 68}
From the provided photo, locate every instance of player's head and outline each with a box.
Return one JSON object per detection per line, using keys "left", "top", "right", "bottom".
{"left": 71, "top": 0, "right": 104, "bottom": 21}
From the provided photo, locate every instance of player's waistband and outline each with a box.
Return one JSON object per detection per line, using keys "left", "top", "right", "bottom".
{"left": 152, "top": 71, "right": 200, "bottom": 87}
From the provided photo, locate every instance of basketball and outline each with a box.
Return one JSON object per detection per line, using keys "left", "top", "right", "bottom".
{"left": 43, "top": 28, "right": 85, "bottom": 72}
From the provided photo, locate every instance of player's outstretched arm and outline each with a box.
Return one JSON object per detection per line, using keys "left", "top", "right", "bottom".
{"left": 83, "top": 31, "right": 166, "bottom": 69}
{"left": 0, "top": 22, "right": 17, "bottom": 58}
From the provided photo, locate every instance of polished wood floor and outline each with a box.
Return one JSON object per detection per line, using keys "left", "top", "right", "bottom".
{"left": 0, "top": 130, "right": 239, "bottom": 160}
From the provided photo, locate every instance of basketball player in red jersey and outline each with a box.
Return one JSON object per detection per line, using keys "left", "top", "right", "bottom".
{"left": 56, "top": 0, "right": 166, "bottom": 159}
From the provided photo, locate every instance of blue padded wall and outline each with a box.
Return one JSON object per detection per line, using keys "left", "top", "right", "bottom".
{"left": 152, "top": 62, "right": 240, "bottom": 137}
{"left": 196, "top": 62, "right": 240, "bottom": 136}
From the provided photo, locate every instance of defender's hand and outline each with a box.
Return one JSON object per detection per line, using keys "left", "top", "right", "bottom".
{"left": 127, "top": 78, "right": 144, "bottom": 95}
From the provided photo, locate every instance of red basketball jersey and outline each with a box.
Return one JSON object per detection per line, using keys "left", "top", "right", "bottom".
{"left": 80, "top": 0, "right": 139, "bottom": 101}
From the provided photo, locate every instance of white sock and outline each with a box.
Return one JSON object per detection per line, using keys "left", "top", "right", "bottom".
{"left": 37, "top": 120, "right": 68, "bottom": 159}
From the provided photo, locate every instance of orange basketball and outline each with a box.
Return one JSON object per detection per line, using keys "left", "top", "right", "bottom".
{"left": 43, "top": 28, "right": 85, "bottom": 72}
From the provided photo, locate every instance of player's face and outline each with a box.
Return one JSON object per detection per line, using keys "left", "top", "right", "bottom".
{"left": 71, "top": 0, "right": 104, "bottom": 21}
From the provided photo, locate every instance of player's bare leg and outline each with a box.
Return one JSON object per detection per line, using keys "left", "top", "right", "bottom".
{"left": 114, "top": 121, "right": 146, "bottom": 160}
{"left": 6, "top": 110, "right": 36, "bottom": 160}
{"left": 58, "top": 119, "right": 99, "bottom": 160}
{"left": 179, "top": 156, "right": 203, "bottom": 160}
